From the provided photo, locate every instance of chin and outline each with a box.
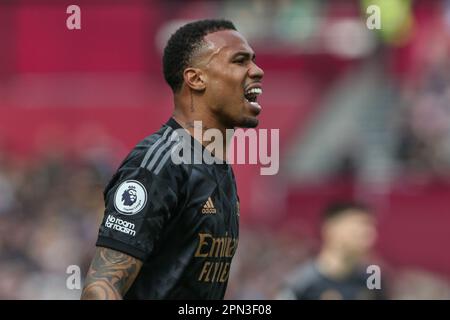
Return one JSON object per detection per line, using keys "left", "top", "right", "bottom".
{"left": 237, "top": 117, "right": 259, "bottom": 128}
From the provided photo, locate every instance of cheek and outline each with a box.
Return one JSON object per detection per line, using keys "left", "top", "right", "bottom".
{"left": 361, "top": 225, "right": 377, "bottom": 245}
{"left": 208, "top": 68, "right": 244, "bottom": 96}
{"left": 335, "top": 224, "right": 362, "bottom": 245}
{"left": 208, "top": 79, "right": 234, "bottom": 101}
{"left": 351, "top": 224, "right": 377, "bottom": 248}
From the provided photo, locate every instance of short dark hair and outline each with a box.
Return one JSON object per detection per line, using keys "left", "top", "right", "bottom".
{"left": 162, "top": 19, "right": 237, "bottom": 93}
{"left": 322, "top": 201, "right": 371, "bottom": 222}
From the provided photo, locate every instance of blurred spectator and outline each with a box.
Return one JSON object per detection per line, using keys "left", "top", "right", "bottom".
{"left": 0, "top": 145, "right": 113, "bottom": 299}
{"left": 391, "top": 268, "right": 450, "bottom": 300}
{"left": 396, "top": 26, "right": 450, "bottom": 181}
{"left": 225, "top": 227, "right": 311, "bottom": 299}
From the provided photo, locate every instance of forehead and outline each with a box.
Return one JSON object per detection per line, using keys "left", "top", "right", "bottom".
{"left": 328, "top": 210, "right": 373, "bottom": 226}
{"left": 340, "top": 210, "right": 373, "bottom": 223}
{"left": 203, "top": 29, "right": 254, "bottom": 57}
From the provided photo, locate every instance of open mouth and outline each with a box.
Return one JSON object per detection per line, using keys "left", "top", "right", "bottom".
{"left": 244, "top": 87, "right": 262, "bottom": 105}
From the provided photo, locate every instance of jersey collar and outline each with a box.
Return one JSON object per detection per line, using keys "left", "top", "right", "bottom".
{"left": 164, "top": 118, "right": 230, "bottom": 171}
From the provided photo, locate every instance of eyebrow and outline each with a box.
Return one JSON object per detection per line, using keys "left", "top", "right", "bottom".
{"left": 232, "top": 51, "right": 256, "bottom": 61}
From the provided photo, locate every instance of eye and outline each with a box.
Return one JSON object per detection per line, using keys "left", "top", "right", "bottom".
{"left": 233, "top": 57, "right": 246, "bottom": 64}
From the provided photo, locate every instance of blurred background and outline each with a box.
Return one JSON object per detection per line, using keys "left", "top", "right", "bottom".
{"left": 1, "top": 0, "right": 450, "bottom": 299}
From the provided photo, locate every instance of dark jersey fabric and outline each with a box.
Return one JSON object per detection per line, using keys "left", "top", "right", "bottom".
{"left": 96, "top": 118, "right": 240, "bottom": 299}
{"left": 280, "top": 261, "right": 385, "bottom": 300}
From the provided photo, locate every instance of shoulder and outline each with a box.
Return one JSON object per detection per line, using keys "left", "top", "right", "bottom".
{"left": 106, "top": 125, "right": 190, "bottom": 194}
{"left": 137, "top": 126, "right": 184, "bottom": 174}
{"left": 279, "top": 261, "right": 322, "bottom": 299}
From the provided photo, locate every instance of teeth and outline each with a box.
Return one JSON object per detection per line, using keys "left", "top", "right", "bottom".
{"left": 245, "top": 88, "right": 262, "bottom": 95}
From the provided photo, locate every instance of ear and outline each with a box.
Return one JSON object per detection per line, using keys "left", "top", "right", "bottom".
{"left": 183, "top": 68, "right": 206, "bottom": 92}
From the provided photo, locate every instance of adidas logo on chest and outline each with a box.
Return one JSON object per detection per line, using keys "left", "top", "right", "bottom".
{"left": 201, "top": 197, "right": 217, "bottom": 214}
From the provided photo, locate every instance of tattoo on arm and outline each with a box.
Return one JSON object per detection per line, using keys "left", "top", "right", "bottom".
{"left": 80, "top": 247, "right": 143, "bottom": 300}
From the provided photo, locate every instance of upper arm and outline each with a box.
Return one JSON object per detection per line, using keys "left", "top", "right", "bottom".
{"left": 96, "top": 165, "right": 181, "bottom": 261}
{"left": 81, "top": 247, "right": 143, "bottom": 300}
{"left": 83, "top": 139, "right": 183, "bottom": 300}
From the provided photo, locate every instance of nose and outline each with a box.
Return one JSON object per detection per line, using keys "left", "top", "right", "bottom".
{"left": 248, "top": 61, "right": 264, "bottom": 80}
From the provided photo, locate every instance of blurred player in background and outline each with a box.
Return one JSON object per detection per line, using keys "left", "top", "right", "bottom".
{"left": 277, "top": 202, "right": 385, "bottom": 300}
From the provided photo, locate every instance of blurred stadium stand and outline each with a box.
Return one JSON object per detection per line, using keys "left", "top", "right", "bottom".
{"left": 1, "top": 0, "right": 450, "bottom": 299}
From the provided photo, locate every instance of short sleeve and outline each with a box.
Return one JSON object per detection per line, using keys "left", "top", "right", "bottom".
{"left": 96, "top": 164, "right": 179, "bottom": 261}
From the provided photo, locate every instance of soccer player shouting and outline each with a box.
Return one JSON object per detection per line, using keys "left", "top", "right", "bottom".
{"left": 81, "top": 19, "right": 264, "bottom": 300}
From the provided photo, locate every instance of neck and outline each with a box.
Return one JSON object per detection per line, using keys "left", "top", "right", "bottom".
{"left": 172, "top": 97, "right": 232, "bottom": 162}
{"left": 315, "top": 246, "right": 358, "bottom": 280}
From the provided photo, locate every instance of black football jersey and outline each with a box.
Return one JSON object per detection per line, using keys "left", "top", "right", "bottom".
{"left": 96, "top": 118, "right": 240, "bottom": 299}
{"left": 279, "top": 261, "right": 385, "bottom": 300}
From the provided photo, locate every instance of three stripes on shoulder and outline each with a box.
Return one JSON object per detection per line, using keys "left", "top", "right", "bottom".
{"left": 140, "top": 127, "right": 183, "bottom": 175}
